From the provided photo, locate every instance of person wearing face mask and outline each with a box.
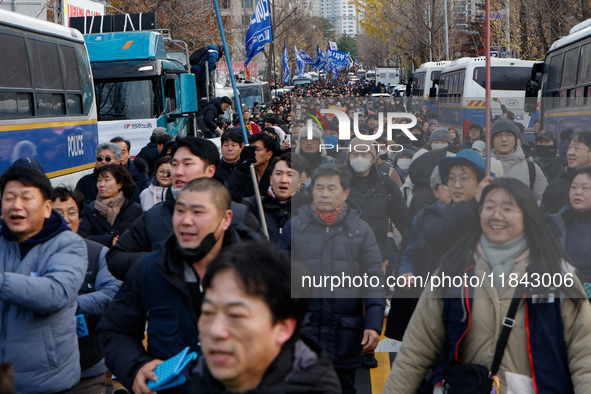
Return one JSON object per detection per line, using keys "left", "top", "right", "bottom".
{"left": 392, "top": 149, "right": 415, "bottom": 187}
{"left": 410, "top": 124, "right": 426, "bottom": 149}
{"left": 429, "top": 128, "right": 451, "bottom": 151}
{"left": 97, "top": 178, "right": 260, "bottom": 394}
{"left": 534, "top": 130, "right": 565, "bottom": 183}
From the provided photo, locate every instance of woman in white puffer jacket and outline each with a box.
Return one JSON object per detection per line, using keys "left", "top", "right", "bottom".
{"left": 140, "top": 156, "right": 172, "bottom": 211}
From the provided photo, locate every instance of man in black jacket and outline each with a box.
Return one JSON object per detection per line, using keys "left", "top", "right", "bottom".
{"left": 534, "top": 130, "right": 566, "bottom": 183}
{"left": 182, "top": 241, "right": 341, "bottom": 394}
{"left": 215, "top": 129, "right": 244, "bottom": 182}
{"left": 136, "top": 127, "right": 168, "bottom": 177}
{"left": 196, "top": 96, "right": 232, "bottom": 138}
{"left": 458, "top": 122, "right": 483, "bottom": 151}
{"left": 541, "top": 130, "right": 591, "bottom": 214}
{"left": 242, "top": 153, "right": 292, "bottom": 243}
{"left": 98, "top": 178, "right": 259, "bottom": 394}
{"left": 105, "top": 137, "right": 261, "bottom": 280}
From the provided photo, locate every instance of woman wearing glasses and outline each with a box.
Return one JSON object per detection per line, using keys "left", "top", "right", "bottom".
{"left": 384, "top": 177, "right": 591, "bottom": 394}
{"left": 75, "top": 142, "right": 123, "bottom": 204}
{"left": 78, "top": 164, "right": 143, "bottom": 247}
{"left": 139, "top": 156, "right": 172, "bottom": 211}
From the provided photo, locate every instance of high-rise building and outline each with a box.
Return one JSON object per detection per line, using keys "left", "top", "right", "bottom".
{"left": 311, "top": 0, "right": 360, "bottom": 36}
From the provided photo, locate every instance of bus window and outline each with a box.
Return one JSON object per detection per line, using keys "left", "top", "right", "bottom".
{"left": 60, "top": 46, "right": 81, "bottom": 91}
{"left": 561, "top": 48, "right": 580, "bottom": 87}
{"left": 578, "top": 43, "right": 591, "bottom": 85}
{"left": 0, "top": 33, "right": 31, "bottom": 89}
{"left": 29, "top": 40, "right": 64, "bottom": 90}
{"left": 472, "top": 67, "right": 532, "bottom": 91}
{"left": 547, "top": 53, "right": 564, "bottom": 91}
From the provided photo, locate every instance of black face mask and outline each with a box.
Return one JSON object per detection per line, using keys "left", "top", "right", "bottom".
{"left": 536, "top": 144, "right": 557, "bottom": 158}
{"left": 396, "top": 134, "right": 411, "bottom": 145}
{"left": 176, "top": 217, "right": 223, "bottom": 262}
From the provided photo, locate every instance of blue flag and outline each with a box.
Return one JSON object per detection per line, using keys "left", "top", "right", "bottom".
{"left": 346, "top": 52, "right": 353, "bottom": 68}
{"left": 282, "top": 43, "right": 291, "bottom": 85}
{"left": 313, "top": 45, "right": 323, "bottom": 70}
{"left": 329, "top": 61, "right": 338, "bottom": 81}
{"left": 329, "top": 49, "right": 347, "bottom": 67}
{"left": 245, "top": 0, "right": 273, "bottom": 66}
{"left": 294, "top": 43, "right": 305, "bottom": 77}
{"left": 299, "top": 48, "right": 315, "bottom": 65}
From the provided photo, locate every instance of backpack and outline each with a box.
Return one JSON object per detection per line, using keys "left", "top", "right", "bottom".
{"left": 527, "top": 159, "right": 536, "bottom": 190}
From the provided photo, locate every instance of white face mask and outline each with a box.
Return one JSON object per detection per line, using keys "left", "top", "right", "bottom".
{"left": 397, "top": 158, "right": 411, "bottom": 171}
{"left": 350, "top": 156, "right": 373, "bottom": 173}
{"left": 431, "top": 142, "right": 448, "bottom": 150}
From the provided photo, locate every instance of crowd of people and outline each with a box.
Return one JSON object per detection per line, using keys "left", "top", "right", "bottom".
{"left": 2, "top": 75, "right": 591, "bottom": 394}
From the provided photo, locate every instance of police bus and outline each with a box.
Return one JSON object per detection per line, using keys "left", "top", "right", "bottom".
{"left": 410, "top": 61, "right": 451, "bottom": 113}
{"left": 525, "top": 19, "right": 591, "bottom": 135}
{"left": 437, "top": 57, "right": 536, "bottom": 138}
{"left": 0, "top": 9, "right": 98, "bottom": 188}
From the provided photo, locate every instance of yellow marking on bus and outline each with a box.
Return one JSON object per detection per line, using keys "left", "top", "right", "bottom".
{"left": 0, "top": 119, "right": 97, "bottom": 132}
{"left": 46, "top": 163, "right": 94, "bottom": 178}
{"left": 122, "top": 41, "right": 133, "bottom": 50}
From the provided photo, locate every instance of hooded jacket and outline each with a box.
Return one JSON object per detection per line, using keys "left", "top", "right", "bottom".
{"left": 197, "top": 97, "right": 225, "bottom": 137}
{"left": 0, "top": 212, "right": 87, "bottom": 394}
{"left": 407, "top": 148, "right": 448, "bottom": 218}
{"left": 383, "top": 251, "right": 591, "bottom": 394}
{"left": 541, "top": 169, "right": 575, "bottom": 214}
{"left": 289, "top": 203, "right": 385, "bottom": 368}
{"left": 106, "top": 188, "right": 262, "bottom": 280}
{"left": 492, "top": 145, "right": 548, "bottom": 202}
{"left": 98, "top": 225, "right": 258, "bottom": 391}
{"left": 346, "top": 165, "right": 407, "bottom": 260}
{"left": 182, "top": 335, "right": 342, "bottom": 394}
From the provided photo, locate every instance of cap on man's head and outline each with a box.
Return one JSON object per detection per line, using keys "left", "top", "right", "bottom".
{"left": 491, "top": 117, "right": 521, "bottom": 139}
{"left": 410, "top": 123, "right": 424, "bottom": 134}
{"left": 468, "top": 122, "right": 483, "bottom": 133}
{"left": 357, "top": 122, "right": 372, "bottom": 133}
{"left": 536, "top": 130, "right": 556, "bottom": 143}
{"left": 12, "top": 157, "right": 44, "bottom": 174}
{"left": 471, "top": 141, "right": 486, "bottom": 152}
{"left": 438, "top": 149, "right": 487, "bottom": 181}
{"left": 429, "top": 128, "right": 451, "bottom": 144}
{"left": 348, "top": 137, "right": 377, "bottom": 160}
{"left": 428, "top": 118, "right": 438, "bottom": 127}
{"left": 152, "top": 127, "right": 167, "bottom": 137}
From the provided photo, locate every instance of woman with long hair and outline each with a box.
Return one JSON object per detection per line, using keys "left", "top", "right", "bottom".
{"left": 384, "top": 177, "right": 591, "bottom": 394}
{"left": 78, "top": 164, "right": 143, "bottom": 247}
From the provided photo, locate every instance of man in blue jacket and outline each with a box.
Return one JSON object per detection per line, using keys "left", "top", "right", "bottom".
{"left": 190, "top": 45, "right": 223, "bottom": 100}
{"left": 285, "top": 163, "right": 385, "bottom": 394}
{"left": 0, "top": 165, "right": 87, "bottom": 394}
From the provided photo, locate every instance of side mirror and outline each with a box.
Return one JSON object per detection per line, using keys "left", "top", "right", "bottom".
{"left": 524, "top": 79, "right": 539, "bottom": 114}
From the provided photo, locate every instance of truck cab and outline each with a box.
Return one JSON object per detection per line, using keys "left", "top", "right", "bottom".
{"left": 84, "top": 30, "right": 198, "bottom": 155}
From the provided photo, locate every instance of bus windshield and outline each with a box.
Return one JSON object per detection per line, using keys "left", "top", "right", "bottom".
{"left": 95, "top": 78, "right": 162, "bottom": 120}
{"left": 473, "top": 67, "right": 532, "bottom": 90}
{"left": 237, "top": 85, "right": 263, "bottom": 109}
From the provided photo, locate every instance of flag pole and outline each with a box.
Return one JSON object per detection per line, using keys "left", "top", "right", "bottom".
{"left": 485, "top": 0, "right": 491, "bottom": 177}
{"left": 213, "top": 0, "right": 270, "bottom": 240}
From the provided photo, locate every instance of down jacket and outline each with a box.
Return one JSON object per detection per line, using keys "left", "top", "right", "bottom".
{"left": 0, "top": 213, "right": 87, "bottom": 394}
{"left": 383, "top": 250, "right": 591, "bottom": 394}
{"left": 289, "top": 203, "right": 385, "bottom": 369}
{"left": 492, "top": 145, "right": 548, "bottom": 203}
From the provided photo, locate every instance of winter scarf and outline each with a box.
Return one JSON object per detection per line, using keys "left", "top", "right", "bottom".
{"left": 94, "top": 191, "right": 125, "bottom": 226}
{"left": 479, "top": 232, "right": 529, "bottom": 289}
{"left": 315, "top": 204, "right": 344, "bottom": 226}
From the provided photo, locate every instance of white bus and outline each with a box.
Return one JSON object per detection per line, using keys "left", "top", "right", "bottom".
{"left": 410, "top": 61, "right": 451, "bottom": 113}
{"left": 437, "top": 57, "right": 537, "bottom": 138}
{"left": 0, "top": 10, "right": 98, "bottom": 189}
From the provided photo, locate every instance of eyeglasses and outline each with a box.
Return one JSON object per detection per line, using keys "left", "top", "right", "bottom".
{"left": 96, "top": 156, "right": 114, "bottom": 163}
{"left": 495, "top": 132, "right": 515, "bottom": 139}
{"left": 447, "top": 176, "right": 476, "bottom": 187}
{"left": 157, "top": 170, "right": 171, "bottom": 177}
{"left": 55, "top": 209, "right": 79, "bottom": 219}
{"left": 479, "top": 204, "right": 522, "bottom": 221}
